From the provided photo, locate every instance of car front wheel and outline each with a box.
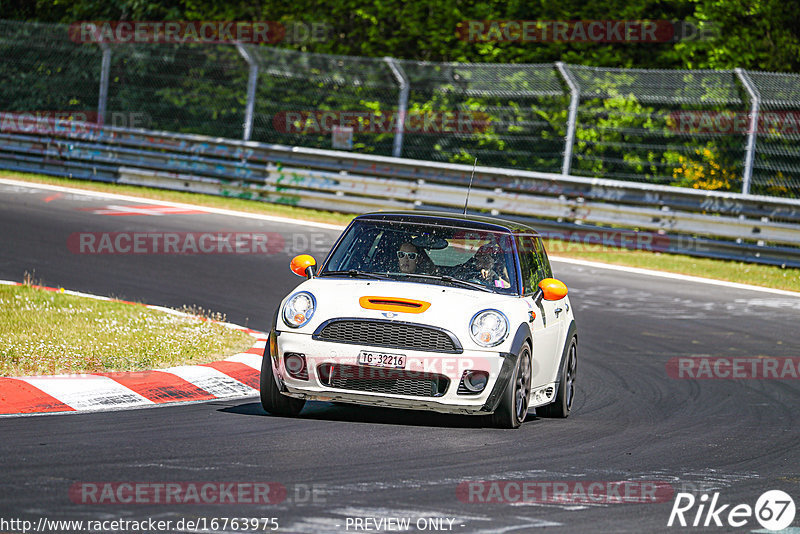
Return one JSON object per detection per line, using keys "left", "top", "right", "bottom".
{"left": 491, "top": 344, "right": 531, "bottom": 429}
{"left": 260, "top": 347, "right": 305, "bottom": 417}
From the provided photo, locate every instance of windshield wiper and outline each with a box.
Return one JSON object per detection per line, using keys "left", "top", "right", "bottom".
{"left": 394, "top": 273, "right": 494, "bottom": 293}
{"left": 323, "top": 270, "right": 394, "bottom": 281}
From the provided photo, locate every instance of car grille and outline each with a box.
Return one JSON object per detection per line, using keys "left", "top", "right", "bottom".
{"left": 314, "top": 319, "right": 460, "bottom": 353}
{"left": 318, "top": 364, "right": 449, "bottom": 397}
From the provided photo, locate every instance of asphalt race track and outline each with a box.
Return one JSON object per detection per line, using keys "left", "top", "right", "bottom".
{"left": 1, "top": 180, "right": 798, "bottom": 533}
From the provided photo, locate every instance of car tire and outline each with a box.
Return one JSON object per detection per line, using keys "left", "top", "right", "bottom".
{"left": 491, "top": 344, "right": 531, "bottom": 429}
{"left": 538, "top": 335, "right": 577, "bottom": 418}
{"left": 260, "top": 347, "right": 305, "bottom": 417}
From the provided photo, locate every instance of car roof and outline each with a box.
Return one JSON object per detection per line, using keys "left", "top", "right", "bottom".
{"left": 353, "top": 210, "right": 541, "bottom": 236}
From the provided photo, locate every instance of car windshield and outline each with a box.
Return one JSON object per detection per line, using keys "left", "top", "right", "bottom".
{"left": 320, "top": 219, "right": 519, "bottom": 295}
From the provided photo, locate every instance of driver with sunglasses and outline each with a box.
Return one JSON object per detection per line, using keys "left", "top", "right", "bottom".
{"left": 396, "top": 242, "right": 420, "bottom": 274}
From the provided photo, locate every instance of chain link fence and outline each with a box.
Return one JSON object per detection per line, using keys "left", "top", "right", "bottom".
{"left": 1, "top": 19, "right": 799, "bottom": 197}
{"left": 746, "top": 71, "right": 800, "bottom": 197}
{"left": 567, "top": 66, "right": 747, "bottom": 189}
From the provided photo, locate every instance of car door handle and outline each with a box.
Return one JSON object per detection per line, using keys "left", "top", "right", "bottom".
{"left": 554, "top": 307, "right": 563, "bottom": 318}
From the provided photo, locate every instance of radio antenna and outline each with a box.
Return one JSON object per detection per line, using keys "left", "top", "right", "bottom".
{"left": 463, "top": 157, "right": 478, "bottom": 215}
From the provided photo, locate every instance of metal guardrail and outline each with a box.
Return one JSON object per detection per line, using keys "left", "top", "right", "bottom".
{"left": 0, "top": 116, "right": 799, "bottom": 268}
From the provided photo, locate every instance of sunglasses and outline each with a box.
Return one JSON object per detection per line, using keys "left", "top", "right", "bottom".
{"left": 397, "top": 251, "right": 418, "bottom": 260}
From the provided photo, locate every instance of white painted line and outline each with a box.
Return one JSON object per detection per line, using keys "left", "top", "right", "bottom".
{"left": 3, "top": 177, "right": 796, "bottom": 296}
{"left": 220, "top": 322, "right": 247, "bottom": 330}
{"left": 550, "top": 256, "right": 800, "bottom": 298}
{"left": 252, "top": 340, "right": 267, "bottom": 349}
{"left": 19, "top": 375, "right": 154, "bottom": 411}
{"left": 0, "top": 283, "right": 114, "bottom": 301}
{"left": 226, "top": 353, "right": 263, "bottom": 370}
{"left": 145, "top": 304, "right": 193, "bottom": 317}
{"left": 0, "top": 178, "right": 346, "bottom": 230}
{"left": 160, "top": 365, "right": 258, "bottom": 397}
{"left": 62, "top": 289, "right": 113, "bottom": 301}
{"left": 218, "top": 322, "right": 267, "bottom": 337}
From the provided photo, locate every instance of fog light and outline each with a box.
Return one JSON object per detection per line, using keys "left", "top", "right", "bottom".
{"left": 459, "top": 370, "right": 489, "bottom": 394}
{"left": 284, "top": 353, "right": 308, "bottom": 380}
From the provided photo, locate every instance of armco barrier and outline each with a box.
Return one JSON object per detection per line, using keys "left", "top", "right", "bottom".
{"left": 0, "top": 115, "right": 799, "bottom": 267}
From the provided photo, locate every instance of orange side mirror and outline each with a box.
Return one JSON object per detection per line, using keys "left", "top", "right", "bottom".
{"left": 538, "top": 278, "right": 568, "bottom": 301}
{"left": 290, "top": 255, "right": 316, "bottom": 278}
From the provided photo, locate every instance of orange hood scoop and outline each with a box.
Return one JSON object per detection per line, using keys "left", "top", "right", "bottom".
{"left": 359, "top": 296, "right": 431, "bottom": 314}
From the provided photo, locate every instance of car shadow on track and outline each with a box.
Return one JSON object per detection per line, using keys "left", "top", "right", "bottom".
{"left": 219, "top": 401, "right": 540, "bottom": 428}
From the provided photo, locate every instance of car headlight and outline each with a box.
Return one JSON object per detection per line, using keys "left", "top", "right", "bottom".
{"left": 282, "top": 291, "right": 316, "bottom": 328}
{"left": 469, "top": 309, "right": 509, "bottom": 347}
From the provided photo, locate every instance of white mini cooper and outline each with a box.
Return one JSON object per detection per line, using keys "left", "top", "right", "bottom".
{"left": 260, "top": 211, "right": 577, "bottom": 428}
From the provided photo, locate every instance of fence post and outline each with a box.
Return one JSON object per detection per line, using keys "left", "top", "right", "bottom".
{"left": 556, "top": 62, "right": 580, "bottom": 176}
{"left": 97, "top": 42, "right": 111, "bottom": 127}
{"left": 236, "top": 43, "right": 259, "bottom": 141}
{"left": 735, "top": 68, "right": 760, "bottom": 195}
{"left": 384, "top": 57, "right": 409, "bottom": 158}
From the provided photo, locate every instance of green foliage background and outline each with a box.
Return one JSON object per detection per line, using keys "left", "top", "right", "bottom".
{"left": 0, "top": 1, "right": 798, "bottom": 196}
{"left": 2, "top": 0, "right": 798, "bottom": 72}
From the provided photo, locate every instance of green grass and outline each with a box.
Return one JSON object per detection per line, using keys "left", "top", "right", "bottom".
{"left": 0, "top": 284, "right": 255, "bottom": 377}
{"left": 3, "top": 170, "right": 799, "bottom": 293}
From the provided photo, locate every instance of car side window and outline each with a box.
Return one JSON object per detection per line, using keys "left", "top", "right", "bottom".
{"left": 517, "top": 236, "right": 552, "bottom": 294}
{"left": 516, "top": 236, "right": 536, "bottom": 295}
{"left": 529, "top": 237, "right": 552, "bottom": 283}
{"left": 534, "top": 237, "right": 553, "bottom": 280}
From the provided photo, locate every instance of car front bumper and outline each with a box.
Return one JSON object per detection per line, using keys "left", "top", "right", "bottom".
{"left": 270, "top": 330, "right": 518, "bottom": 415}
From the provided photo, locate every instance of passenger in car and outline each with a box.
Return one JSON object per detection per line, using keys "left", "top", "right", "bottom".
{"left": 474, "top": 244, "right": 511, "bottom": 288}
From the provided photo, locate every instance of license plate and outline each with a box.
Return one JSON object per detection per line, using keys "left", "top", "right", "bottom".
{"left": 357, "top": 351, "right": 406, "bottom": 369}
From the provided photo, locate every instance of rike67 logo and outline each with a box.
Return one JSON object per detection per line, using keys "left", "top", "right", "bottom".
{"left": 668, "top": 490, "right": 795, "bottom": 530}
